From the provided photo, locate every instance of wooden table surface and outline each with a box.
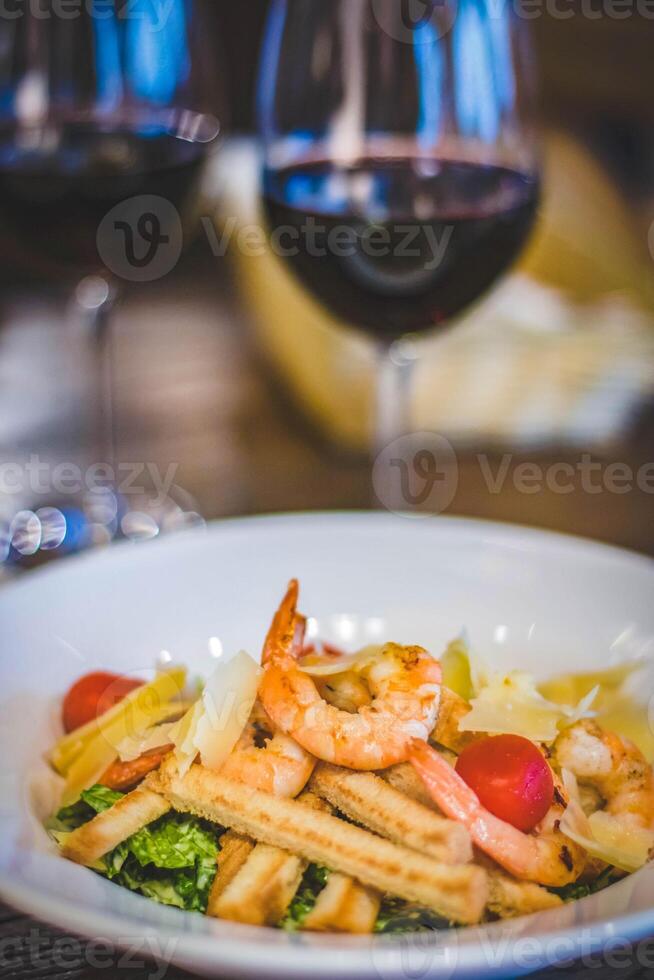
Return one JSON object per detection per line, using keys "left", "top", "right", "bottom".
{"left": 1, "top": 246, "right": 653, "bottom": 977}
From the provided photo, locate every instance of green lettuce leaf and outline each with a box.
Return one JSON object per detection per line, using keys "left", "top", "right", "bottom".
{"left": 549, "top": 867, "right": 616, "bottom": 903}
{"left": 279, "top": 864, "right": 330, "bottom": 930}
{"left": 53, "top": 784, "right": 222, "bottom": 913}
{"left": 374, "top": 897, "right": 451, "bottom": 934}
{"left": 52, "top": 785, "right": 123, "bottom": 831}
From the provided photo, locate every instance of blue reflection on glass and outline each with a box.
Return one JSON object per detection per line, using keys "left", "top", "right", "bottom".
{"left": 453, "top": 0, "right": 504, "bottom": 143}
{"left": 126, "top": 0, "right": 191, "bottom": 106}
{"left": 413, "top": 20, "right": 443, "bottom": 149}
{"left": 488, "top": 0, "right": 516, "bottom": 111}
{"left": 258, "top": 0, "right": 287, "bottom": 138}
{"left": 93, "top": 9, "right": 123, "bottom": 111}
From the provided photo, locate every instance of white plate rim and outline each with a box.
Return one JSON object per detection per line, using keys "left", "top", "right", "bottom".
{"left": 1, "top": 511, "right": 653, "bottom": 979}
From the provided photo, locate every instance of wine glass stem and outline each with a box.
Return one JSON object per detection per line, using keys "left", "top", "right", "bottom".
{"left": 374, "top": 340, "right": 416, "bottom": 454}
{"left": 373, "top": 340, "right": 418, "bottom": 512}
{"left": 75, "top": 276, "right": 118, "bottom": 476}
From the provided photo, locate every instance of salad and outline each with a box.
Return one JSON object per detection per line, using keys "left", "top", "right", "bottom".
{"left": 46, "top": 580, "right": 654, "bottom": 934}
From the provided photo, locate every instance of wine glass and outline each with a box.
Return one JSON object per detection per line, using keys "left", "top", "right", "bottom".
{"left": 0, "top": 0, "right": 222, "bottom": 566}
{"left": 258, "top": 0, "right": 540, "bottom": 469}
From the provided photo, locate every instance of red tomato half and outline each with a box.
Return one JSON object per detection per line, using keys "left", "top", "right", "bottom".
{"left": 455, "top": 734, "right": 554, "bottom": 832}
{"left": 62, "top": 671, "right": 143, "bottom": 733}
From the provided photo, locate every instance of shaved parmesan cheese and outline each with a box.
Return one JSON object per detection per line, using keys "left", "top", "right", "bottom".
{"left": 441, "top": 636, "right": 474, "bottom": 701}
{"left": 51, "top": 667, "right": 186, "bottom": 772}
{"left": 116, "top": 722, "right": 177, "bottom": 763}
{"left": 440, "top": 633, "right": 490, "bottom": 700}
{"left": 560, "top": 770, "right": 654, "bottom": 873}
{"left": 58, "top": 667, "right": 187, "bottom": 804}
{"left": 169, "top": 652, "right": 262, "bottom": 775}
{"left": 588, "top": 812, "right": 654, "bottom": 870}
{"left": 599, "top": 699, "right": 654, "bottom": 764}
{"left": 298, "top": 645, "right": 381, "bottom": 677}
{"left": 459, "top": 671, "right": 596, "bottom": 744}
{"left": 563, "top": 686, "right": 600, "bottom": 727}
{"left": 540, "top": 661, "right": 653, "bottom": 762}
{"left": 170, "top": 699, "right": 205, "bottom": 777}
{"left": 539, "top": 661, "right": 644, "bottom": 705}
{"left": 195, "top": 651, "right": 261, "bottom": 770}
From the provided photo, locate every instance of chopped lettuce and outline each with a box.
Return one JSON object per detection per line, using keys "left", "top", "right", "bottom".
{"left": 53, "top": 785, "right": 222, "bottom": 912}
{"left": 374, "top": 897, "right": 451, "bottom": 934}
{"left": 279, "top": 864, "right": 330, "bottom": 930}
{"left": 549, "top": 867, "right": 616, "bottom": 903}
{"left": 51, "top": 785, "right": 123, "bottom": 831}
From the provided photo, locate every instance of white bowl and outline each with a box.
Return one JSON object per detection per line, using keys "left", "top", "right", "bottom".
{"left": 1, "top": 513, "right": 653, "bottom": 980}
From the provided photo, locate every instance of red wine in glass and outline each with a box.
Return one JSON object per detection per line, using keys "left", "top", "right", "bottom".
{"left": 0, "top": 120, "right": 215, "bottom": 278}
{"left": 264, "top": 157, "right": 539, "bottom": 341}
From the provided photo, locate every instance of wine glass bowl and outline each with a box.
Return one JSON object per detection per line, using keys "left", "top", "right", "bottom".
{"left": 259, "top": 0, "right": 540, "bottom": 448}
{"left": 263, "top": 157, "right": 539, "bottom": 340}
{"left": 0, "top": 0, "right": 223, "bottom": 569}
{"left": 0, "top": 0, "right": 221, "bottom": 281}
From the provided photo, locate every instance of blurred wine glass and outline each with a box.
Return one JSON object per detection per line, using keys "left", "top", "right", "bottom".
{"left": 0, "top": 0, "right": 222, "bottom": 566}
{"left": 259, "top": 0, "right": 540, "bottom": 478}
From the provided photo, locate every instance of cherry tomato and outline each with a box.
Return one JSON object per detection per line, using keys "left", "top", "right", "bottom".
{"left": 455, "top": 734, "right": 554, "bottom": 832}
{"left": 62, "top": 671, "right": 143, "bottom": 733}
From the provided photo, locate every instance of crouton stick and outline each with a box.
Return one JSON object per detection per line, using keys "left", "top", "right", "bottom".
{"left": 60, "top": 782, "right": 170, "bottom": 866}
{"left": 382, "top": 766, "right": 561, "bottom": 919}
{"left": 207, "top": 832, "right": 255, "bottom": 914}
{"left": 153, "top": 763, "right": 487, "bottom": 925}
{"left": 487, "top": 871, "right": 563, "bottom": 918}
{"left": 303, "top": 873, "right": 381, "bottom": 934}
{"left": 383, "top": 762, "right": 444, "bottom": 810}
{"left": 311, "top": 764, "right": 472, "bottom": 864}
{"left": 214, "top": 843, "right": 306, "bottom": 926}
{"left": 211, "top": 792, "right": 327, "bottom": 927}
{"left": 299, "top": 793, "right": 381, "bottom": 934}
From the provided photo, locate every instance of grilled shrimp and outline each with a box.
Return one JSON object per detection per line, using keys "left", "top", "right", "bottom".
{"left": 554, "top": 719, "right": 654, "bottom": 832}
{"left": 219, "top": 597, "right": 315, "bottom": 798}
{"left": 409, "top": 740, "right": 585, "bottom": 887}
{"left": 316, "top": 671, "right": 372, "bottom": 714}
{"left": 259, "top": 581, "right": 442, "bottom": 770}
{"left": 220, "top": 700, "right": 315, "bottom": 798}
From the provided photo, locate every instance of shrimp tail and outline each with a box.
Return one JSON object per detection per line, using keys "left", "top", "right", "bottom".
{"left": 409, "top": 739, "right": 584, "bottom": 887}
{"left": 409, "top": 739, "right": 479, "bottom": 822}
{"left": 262, "top": 579, "right": 301, "bottom": 665}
